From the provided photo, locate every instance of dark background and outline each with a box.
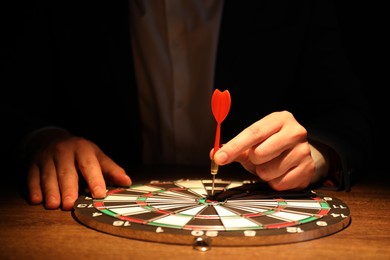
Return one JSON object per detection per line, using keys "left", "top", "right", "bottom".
{"left": 334, "top": 2, "right": 387, "bottom": 170}
{"left": 0, "top": 2, "right": 387, "bottom": 172}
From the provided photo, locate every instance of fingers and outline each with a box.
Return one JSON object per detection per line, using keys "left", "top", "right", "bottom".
{"left": 54, "top": 144, "right": 80, "bottom": 211}
{"left": 214, "top": 111, "right": 307, "bottom": 166}
{"left": 255, "top": 142, "right": 314, "bottom": 190}
{"left": 74, "top": 142, "right": 107, "bottom": 199}
{"left": 27, "top": 131, "right": 131, "bottom": 210}
{"left": 213, "top": 123, "right": 267, "bottom": 165}
{"left": 26, "top": 136, "right": 129, "bottom": 211}
{"left": 74, "top": 141, "right": 132, "bottom": 196}
{"left": 30, "top": 157, "right": 62, "bottom": 210}
{"left": 213, "top": 112, "right": 284, "bottom": 165}
{"left": 99, "top": 154, "right": 132, "bottom": 187}
{"left": 213, "top": 111, "right": 313, "bottom": 191}
{"left": 27, "top": 164, "right": 43, "bottom": 205}
{"left": 266, "top": 157, "right": 315, "bottom": 191}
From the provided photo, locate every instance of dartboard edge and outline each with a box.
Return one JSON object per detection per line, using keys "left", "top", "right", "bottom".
{"left": 73, "top": 179, "right": 351, "bottom": 246}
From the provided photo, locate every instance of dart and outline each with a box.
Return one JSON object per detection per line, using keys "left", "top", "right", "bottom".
{"left": 210, "top": 89, "right": 231, "bottom": 196}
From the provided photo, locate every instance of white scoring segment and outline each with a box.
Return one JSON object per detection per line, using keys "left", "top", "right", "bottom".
{"left": 214, "top": 205, "right": 240, "bottom": 217}
{"left": 150, "top": 203, "right": 199, "bottom": 211}
{"left": 224, "top": 181, "right": 247, "bottom": 189}
{"left": 226, "top": 200, "right": 278, "bottom": 207}
{"left": 175, "top": 180, "right": 207, "bottom": 196}
{"left": 152, "top": 215, "right": 194, "bottom": 226}
{"left": 103, "top": 195, "right": 138, "bottom": 202}
{"left": 145, "top": 197, "right": 198, "bottom": 211}
{"left": 150, "top": 206, "right": 207, "bottom": 226}
{"left": 145, "top": 197, "right": 195, "bottom": 204}
{"left": 154, "top": 191, "right": 198, "bottom": 199}
{"left": 226, "top": 205, "right": 270, "bottom": 213}
{"left": 269, "top": 211, "right": 312, "bottom": 221}
{"left": 128, "top": 185, "right": 163, "bottom": 192}
{"left": 285, "top": 201, "right": 322, "bottom": 209}
{"left": 214, "top": 205, "right": 259, "bottom": 228}
{"left": 102, "top": 205, "right": 150, "bottom": 215}
{"left": 179, "top": 205, "right": 207, "bottom": 215}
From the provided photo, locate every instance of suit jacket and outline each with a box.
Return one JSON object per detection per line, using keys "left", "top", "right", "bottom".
{"left": 3, "top": 1, "right": 371, "bottom": 189}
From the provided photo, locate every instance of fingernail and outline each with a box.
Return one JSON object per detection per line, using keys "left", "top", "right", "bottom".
{"left": 30, "top": 192, "right": 41, "bottom": 204}
{"left": 64, "top": 195, "right": 74, "bottom": 203}
{"left": 45, "top": 195, "right": 60, "bottom": 209}
{"left": 47, "top": 195, "right": 57, "bottom": 205}
{"left": 93, "top": 185, "right": 105, "bottom": 198}
{"left": 63, "top": 196, "right": 75, "bottom": 209}
{"left": 215, "top": 151, "right": 228, "bottom": 164}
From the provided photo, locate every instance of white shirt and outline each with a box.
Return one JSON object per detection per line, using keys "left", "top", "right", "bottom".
{"left": 128, "top": 0, "right": 223, "bottom": 165}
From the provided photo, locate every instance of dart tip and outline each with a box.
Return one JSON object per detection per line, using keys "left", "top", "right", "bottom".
{"left": 211, "top": 174, "right": 216, "bottom": 196}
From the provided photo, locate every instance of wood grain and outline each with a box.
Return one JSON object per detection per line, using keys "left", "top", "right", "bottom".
{"left": 1, "top": 167, "right": 389, "bottom": 260}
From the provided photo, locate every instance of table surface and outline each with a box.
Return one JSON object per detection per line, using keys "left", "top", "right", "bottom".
{"left": 1, "top": 166, "right": 389, "bottom": 260}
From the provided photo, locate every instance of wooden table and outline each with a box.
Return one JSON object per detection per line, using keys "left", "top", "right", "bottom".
{"left": 1, "top": 166, "right": 389, "bottom": 260}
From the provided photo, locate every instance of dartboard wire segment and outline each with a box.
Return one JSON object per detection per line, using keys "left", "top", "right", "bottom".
{"left": 73, "top": 179, "right": 351, "bottom": 246}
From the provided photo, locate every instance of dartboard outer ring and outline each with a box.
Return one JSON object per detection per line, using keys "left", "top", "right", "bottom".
{"left": 73, "top": 179, "right": 351, "bottom": 246}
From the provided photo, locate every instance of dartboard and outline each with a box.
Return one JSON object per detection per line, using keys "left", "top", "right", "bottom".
{"left": 73, "top": 179, "right": 350, "bottom": 247}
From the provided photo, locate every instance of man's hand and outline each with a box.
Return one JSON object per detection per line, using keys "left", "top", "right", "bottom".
{"left": 25, "top": 129, "right": 131, "bottom": 210}
{"left": 213, "top": 111, "right": 315, "bottom": 190}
